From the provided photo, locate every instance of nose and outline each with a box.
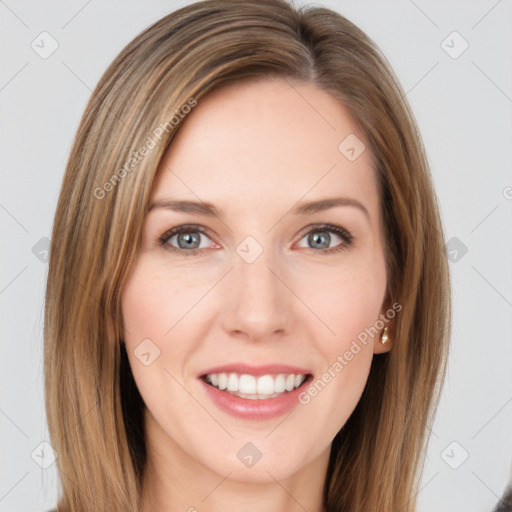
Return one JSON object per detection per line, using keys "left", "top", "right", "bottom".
{"left": 220, "top": 244, "right": 293, "bottom": 342}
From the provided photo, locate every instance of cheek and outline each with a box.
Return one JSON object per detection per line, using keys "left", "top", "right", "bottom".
{"left": 120, "top": 256, "right": 214, "bottom": 385}
{"left": 120, "top": 260, "right": 185, "bottom": 398}
{"left": 120, "top": 261, "right": 206, "bottom": 438}
{"left": 295, "top": 254, "right": 386, "bottom": 419}
{"left": 122, "top": 276, "right": 163, "bottom": 337}
{"left": 121, "top": 258, "right": 203, "bottom": 342}
{"left": 304, "top": 253, "right": 387, "bottom": 346}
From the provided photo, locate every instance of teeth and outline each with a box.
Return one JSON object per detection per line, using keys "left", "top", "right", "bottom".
{"left": 204, "top": 372, "right": 307, "bottom": 399}
{"left": 256, "top": 375, "right": 274, "bottom": 395}
{"left": 227, "top": 373, "right": 239, "bottom": 392}
{"left": 274, "top": 374, "right": 286, "bottom": 393}
{"left": 239, "top": 374, "right": 256, "bottom": 394}
{"left": 218, "top": 373, "right": 227, "bottom": 390}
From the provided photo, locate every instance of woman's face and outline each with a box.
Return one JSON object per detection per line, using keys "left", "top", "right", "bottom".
{"left": 121, "top": 77, "right": 391, "bottom": 483}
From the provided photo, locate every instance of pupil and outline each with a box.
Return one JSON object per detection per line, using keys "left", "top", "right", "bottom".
{"left": 310, "top": 231, "right": 329, "bottom": 249}
{"left": 178, "top": 232, "right": 199, "bottom": 249}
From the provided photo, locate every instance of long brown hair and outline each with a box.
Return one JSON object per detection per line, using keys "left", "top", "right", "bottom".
{"left": 44, "top": 1, "right": 451, "bottom": 510}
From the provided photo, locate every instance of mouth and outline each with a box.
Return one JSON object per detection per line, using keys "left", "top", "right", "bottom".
{"left": 197, "top": 363, "right": 313, "bottom": 421}
{"left": 200, "top": 371, "right": 313, "bottom": 400}
{"left": 197, "top": 363, "right": 313, "bottom": 419}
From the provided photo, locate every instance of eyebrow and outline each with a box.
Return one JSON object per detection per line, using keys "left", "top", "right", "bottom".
{"left": 148, "top": 196, "right": 370, "bottom": 220}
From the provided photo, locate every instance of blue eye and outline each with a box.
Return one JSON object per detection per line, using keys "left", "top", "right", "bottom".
{"left": 158, "top": 223, "right": 353, "bottom": 256}
{"left": 296, "top": 224, "right": 353, "bottom": 254}
{"left": 159, "top": 224, "right": 215, "bottom": 256}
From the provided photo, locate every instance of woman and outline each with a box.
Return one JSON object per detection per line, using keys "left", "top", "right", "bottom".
{"left": 44, "top": 0, "right": 452, "bottom": 511}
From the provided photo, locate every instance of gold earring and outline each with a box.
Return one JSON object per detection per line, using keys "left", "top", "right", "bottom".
{"left": 380, "top": 326, "right": 389, "bottom": 344}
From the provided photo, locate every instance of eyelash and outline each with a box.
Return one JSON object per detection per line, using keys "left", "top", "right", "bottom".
{"left": 157, "top": 223, "right": 354, "bottom": 256}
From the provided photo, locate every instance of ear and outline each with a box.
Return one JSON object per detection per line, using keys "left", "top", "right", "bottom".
{"left": 373, "top": 297, "right": 397, "bottom": 355}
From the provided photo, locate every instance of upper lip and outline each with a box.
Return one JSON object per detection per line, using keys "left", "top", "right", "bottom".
{"left": 199, "top": 363, "right": 313, "bottom": 378}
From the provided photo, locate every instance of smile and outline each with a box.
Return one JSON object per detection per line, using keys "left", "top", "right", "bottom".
{"left": 202, "top": 372, "right": 308, "bottom": 399}
{"left": 198, "top": 364, "right": 313, "bottom": 420}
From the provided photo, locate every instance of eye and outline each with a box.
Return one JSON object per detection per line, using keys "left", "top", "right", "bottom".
{"left": 158, "top": 223, "right": 353, "bottom": 256}
{"left": 295, "top": 224, "right": 353, "bottom": 254}
{"left": 159, "top": 225, "right": 217, "bottom": 256}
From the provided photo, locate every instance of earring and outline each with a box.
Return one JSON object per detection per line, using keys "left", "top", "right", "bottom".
{"left": 380, "top": 326, "right": 389, "bottom": 344}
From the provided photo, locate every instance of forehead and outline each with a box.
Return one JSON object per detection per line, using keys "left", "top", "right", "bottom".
{"left": 150, "top": 77, "right": 378, "bottom": 216}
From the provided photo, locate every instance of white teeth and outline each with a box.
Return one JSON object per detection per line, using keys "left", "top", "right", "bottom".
{"left": 227, "top": 373, "right": 239, "bottom": 392}
{"left": 217, "top": 373, "right": 227, "bottom": 390}
{"left": 239, "top": 374, "right": 256, "bottom": 394}
{"left": 256, "top": 375, "right": 274, "bottom": 395}
{"left": 274, "top": 374, "right": 286, "bottom": 393}
{"left": 204, "top": 372, "right": 307, "bottom": 399}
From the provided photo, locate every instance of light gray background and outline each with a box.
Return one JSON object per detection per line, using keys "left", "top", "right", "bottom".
{"left": 1, "top": 1, "right": 511, "bottom": 511}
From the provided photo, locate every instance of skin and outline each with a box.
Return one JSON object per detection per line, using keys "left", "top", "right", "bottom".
{"left": 121, "top": 76, "right": 394, "bottom": 512}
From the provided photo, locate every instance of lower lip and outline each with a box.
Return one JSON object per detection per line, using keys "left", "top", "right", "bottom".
{"left": 199, "top": 377, "right": 311, "bottom": 420}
